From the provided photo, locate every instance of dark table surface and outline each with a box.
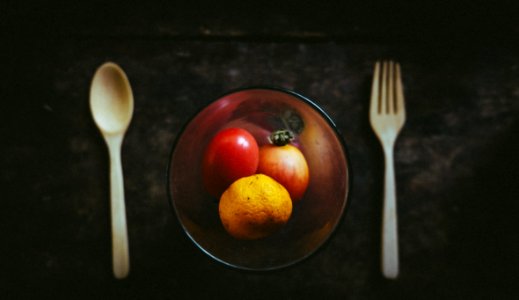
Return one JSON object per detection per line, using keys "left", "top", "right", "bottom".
{"left": 2, "top": 2, "right": 518, "bottom": 299}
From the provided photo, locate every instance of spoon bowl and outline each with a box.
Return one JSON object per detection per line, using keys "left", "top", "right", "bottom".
{"left": 90, "top": 62, "right": 133, "bottom": 279}
{"left": 90, "top": 63, "right": 133, "bottom": 134}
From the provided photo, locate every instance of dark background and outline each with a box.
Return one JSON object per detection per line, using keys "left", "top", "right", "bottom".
{"left": 1, "top": 1, "right": 518, "bottom": 299}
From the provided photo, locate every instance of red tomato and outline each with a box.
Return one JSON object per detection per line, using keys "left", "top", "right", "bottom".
{"left": 202, "top": 128, "right": 259, "bottom": 197}
{"left": 257, "top": 142, "right": 309, "bottom": 202}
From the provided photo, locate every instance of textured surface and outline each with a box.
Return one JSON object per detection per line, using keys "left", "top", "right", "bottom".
{"left": 2, "top": 2, "right": 519, "bottom": 299}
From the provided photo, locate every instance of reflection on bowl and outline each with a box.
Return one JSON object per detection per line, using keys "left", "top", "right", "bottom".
{"left": 168, "top": 87, "right": 350, "bottom": 270}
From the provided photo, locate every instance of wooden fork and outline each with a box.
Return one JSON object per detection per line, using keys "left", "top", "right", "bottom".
{"left": 369, "top": 60, "right": 406, "bottom": 279}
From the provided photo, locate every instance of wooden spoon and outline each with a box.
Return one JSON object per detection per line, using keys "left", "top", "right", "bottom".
{"left": 90, "top": 62, "right": 133, "bottom": 279}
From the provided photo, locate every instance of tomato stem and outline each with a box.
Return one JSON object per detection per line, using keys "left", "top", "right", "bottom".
{"left": 269, "top": 129, "right": 294, "bottom": 146}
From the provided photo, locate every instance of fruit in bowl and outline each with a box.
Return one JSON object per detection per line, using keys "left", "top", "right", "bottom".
{"left": 202, "top": 126, "right": 310, "bottom": 240}
{"left": 168, "top": 87, "right": 350, "bottom": 270}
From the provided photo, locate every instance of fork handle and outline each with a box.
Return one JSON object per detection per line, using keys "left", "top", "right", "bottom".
{"left": 382, "top": 145, "right": 399, "bottom": 279}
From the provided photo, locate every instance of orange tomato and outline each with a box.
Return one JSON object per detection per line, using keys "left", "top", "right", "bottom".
{"left": 257, "top": 131, "right": 309, "bottom": 202}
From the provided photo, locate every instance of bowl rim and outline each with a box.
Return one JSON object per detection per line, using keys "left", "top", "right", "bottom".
{"left": 166, "top": 85, "right": 352, "bottom": 271}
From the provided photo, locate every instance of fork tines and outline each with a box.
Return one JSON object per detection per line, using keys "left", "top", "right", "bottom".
{"left": 370, "top": 60, "right": 405, "bottom": 118}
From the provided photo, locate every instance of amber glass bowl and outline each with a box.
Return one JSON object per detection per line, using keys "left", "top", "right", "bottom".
{"left": 167, "top": 87, "right": 350, "bottom": 270}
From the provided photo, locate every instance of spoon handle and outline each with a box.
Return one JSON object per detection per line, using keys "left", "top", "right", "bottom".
{"left": 382, "top": 144, "right": 399, "bottom": 279}
{"left": 107, "top": 136, "right": 130, "bottom": 279}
